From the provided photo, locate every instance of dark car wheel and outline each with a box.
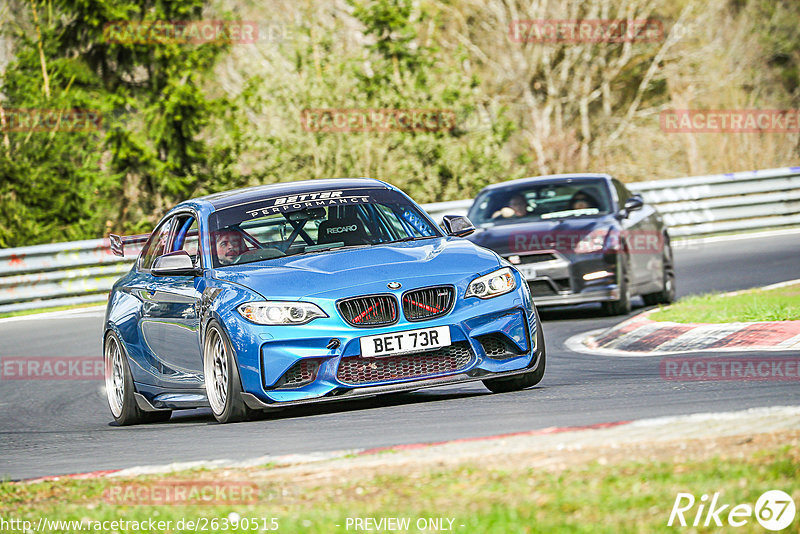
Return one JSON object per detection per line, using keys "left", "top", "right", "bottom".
{"left": 104, "top": 331, "right": 172, "bottom": 426}
{"left": 482, "top": 308, "right": 546, "bottom": 393}
{"left": 203, "top": 320, "right": 256, "bottom": 424}
{"left": 643, "top": 246, "right": 676, "bottom": 306}
{"left": 602, "top": 255, "right": 632, "bottom": 316}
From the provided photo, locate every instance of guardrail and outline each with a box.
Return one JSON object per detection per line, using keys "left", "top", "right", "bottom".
{"left": 1, "top": 166, "right": 798, "bottom": 313}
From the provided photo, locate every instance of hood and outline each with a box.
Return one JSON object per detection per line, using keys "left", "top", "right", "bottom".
{"left": 466, "top": 216, "right": 614, "bottom": 256}
{"left": 212, "top": 237, "right": 501, "bottom": 299}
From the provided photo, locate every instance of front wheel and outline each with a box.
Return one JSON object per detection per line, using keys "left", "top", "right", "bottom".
{"left": 203, "top": 320, "right": 255, "bottom": 423}
{"left": 104, "top": 331, "right": 172, "bottom": 425}
{"left": 602, "top": 255, "right": 632, "bottom": 316}
{"left": 643, "top": 247, "right": 676, "bottom": 306}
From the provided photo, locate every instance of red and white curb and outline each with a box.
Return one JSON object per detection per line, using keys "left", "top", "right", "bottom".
{"left": 21, "top": 406, "right": 800, "bottom": 484}
{"left": 21, "top": 451, "right": 359, "bottom": 484}
{"left": 566, "top": 280, "right": 800, "bottom": 357}
{"left": 20, "top": 422, "right": 627, "bottom": 484}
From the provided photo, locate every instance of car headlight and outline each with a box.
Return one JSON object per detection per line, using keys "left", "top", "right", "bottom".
{"left": 465, "top": 267, "right": 517, "bottom": 299}
{"left": 237, "top": 301, "right": 328, "bottom": 325}
{"left": 573, "top": 229, "right": 609, "bottom": 254}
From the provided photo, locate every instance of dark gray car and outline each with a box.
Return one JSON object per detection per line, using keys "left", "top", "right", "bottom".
{"left": 466, "top": 173, "right": 675, "bottom": 315}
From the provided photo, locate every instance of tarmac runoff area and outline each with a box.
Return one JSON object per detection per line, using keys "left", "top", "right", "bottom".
{"left": 22, "top": 406, "right": 800, "bottom": 485}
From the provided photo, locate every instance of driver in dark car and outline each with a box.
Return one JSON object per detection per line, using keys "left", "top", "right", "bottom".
{"left": 569, "top": 190, "right": 599, "bottom": 210}
{"left": 491, "top": 193, "right": 529, "bottom": 219}
{"left": 213, "top": 229, "right": 246, "bottom": 266}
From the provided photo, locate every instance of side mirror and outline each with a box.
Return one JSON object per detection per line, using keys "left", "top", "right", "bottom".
{"left": 441, "top": 215, "right": 476, "bottom": 237}
{"left": 619, "top": 195, "right": 644, "bottom": 218}
{"left": 109, "top": 234, "right": 124, "bottom": 257}
{"left": 152, "top": 251, "right": 199, "bottom": 277}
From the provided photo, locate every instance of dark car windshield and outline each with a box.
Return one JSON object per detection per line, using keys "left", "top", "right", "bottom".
{"left": 208, "top": 187, "right": 440, "bottom": 267}
{"left": 469, "top": 178, "right": 613, "bottom": 226}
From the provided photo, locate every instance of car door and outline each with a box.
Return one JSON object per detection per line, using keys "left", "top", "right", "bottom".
{"left": 139, "top": 213, "right": 206, "bottom": 389}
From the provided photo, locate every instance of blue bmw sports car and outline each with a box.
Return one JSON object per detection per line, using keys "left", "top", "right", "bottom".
{"left": 104, "top": 179, "right": 545, "bottom": 424}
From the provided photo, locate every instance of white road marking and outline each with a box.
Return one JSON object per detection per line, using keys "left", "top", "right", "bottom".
{"left": 0, "top": 306, "right": 105, "bottom": 324}
{"left": 672, "top": 226, "right": 800, "bottom": 248}
{"left": 42, "top": 406, "right": 800, "bottom": 482}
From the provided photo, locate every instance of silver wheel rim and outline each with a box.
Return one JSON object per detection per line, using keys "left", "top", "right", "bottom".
{"left": 104, "top": 336, "right": 125, "bottom": 418}
{"left": 204, "top": 327, "right": 229, "bottom": 415}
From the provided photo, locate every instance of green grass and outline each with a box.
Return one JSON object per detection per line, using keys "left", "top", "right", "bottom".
{"left": 1, "top": 443, "right": 797, "bottom": 533}
{"left": 650, "top": 283, "right": 800, "bottom": 323}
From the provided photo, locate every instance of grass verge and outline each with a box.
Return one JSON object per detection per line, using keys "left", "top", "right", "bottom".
{"left": 650, "top": 283, "right": 800, "bottom": 323}
{"left": 2, "top": 435, "right": 797, "bottom": 533}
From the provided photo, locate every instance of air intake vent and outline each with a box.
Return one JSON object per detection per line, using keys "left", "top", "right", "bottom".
{"left": 477, "top": 333, "right": 524, "bottom": 360}
{"left": 273, "top": 359, "right": 321, "bottom": 389}
{"left": 337, "top": 342, "right": 474, "bottom": 385}
{"left": 402, "top": 286, "right": 454, "bottom": 322}
{"left": 337, "top": 294, "right": 398, "bottom": 327}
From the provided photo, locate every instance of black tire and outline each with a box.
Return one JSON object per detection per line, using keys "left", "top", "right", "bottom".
{"left": 203, "top": 320, "right": 255, "bottom": 424}
{"left": 482, "top": 308, "right": 546, "bottom": 393}
{"left": 643, "top": 245, "right": 676, "bottom": 306}
{"left": 104, "top": 331, "right": 172, "bottom": 426}
{"left": 602, "top": 254, "right": 632, "bottom": 316}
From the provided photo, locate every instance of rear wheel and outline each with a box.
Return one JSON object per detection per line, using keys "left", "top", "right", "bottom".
{"left": 104, "top": 332, "right": 172, "bottom": 425}
{"left": 602, "top": 255, "right": 632, "bottom": 316}
{"left": 482, "top": 308, "right": 546, "bottom": 393}
{"left": 203, "top": 320, "right": 255, "bottom": 423}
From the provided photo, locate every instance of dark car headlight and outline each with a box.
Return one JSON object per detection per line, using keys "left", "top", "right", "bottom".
{"left": 237, "top": 302, "right": 328, "bottom": 325}
{"left": 573, "top": 229, "right": 608, "bottom": 254}
{"left": 465, "top": 267, "right": 517, "bottom": 299}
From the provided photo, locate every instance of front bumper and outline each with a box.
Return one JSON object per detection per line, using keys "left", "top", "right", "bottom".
{"left": 240, "top": 347, "right": 544, "bottom": 411}
{"left": 504, "top": 250, "right": 620, "bottom": 307}
{"left": 223, "top": 277, "right": 540, "bottom": 406}
{"left": 532, "top": 287, "right": 619, "bottom": 306}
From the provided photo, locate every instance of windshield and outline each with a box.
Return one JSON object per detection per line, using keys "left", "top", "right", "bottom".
{"left": 208, "top": 187, "right": 440, "bottom": 267}
{"left": 468, "top": 178, "right": 612, "bottom": 226}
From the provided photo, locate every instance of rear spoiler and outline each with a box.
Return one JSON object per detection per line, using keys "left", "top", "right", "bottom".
{"left": 108, "top": 233, "right": 150, "bottom": 257}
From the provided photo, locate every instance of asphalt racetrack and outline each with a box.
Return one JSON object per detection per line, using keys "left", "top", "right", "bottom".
{"left": 1, "top": 230, "right": 799, "bottom": 480}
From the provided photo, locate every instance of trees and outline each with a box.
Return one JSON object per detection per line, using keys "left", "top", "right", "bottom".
{"left": 1, "top": 0, "right": 798, "bottom": 246}
{"left": 228, "top": 0, "right": 514, "bottom": 203}
{"left": 0, "top": 0, "right": 236, "bottom": 244}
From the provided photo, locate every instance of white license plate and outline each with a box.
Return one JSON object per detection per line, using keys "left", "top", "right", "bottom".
{"left": 360, "top": 326, "right": 451, "bottom": 358}
{"left": 518, "top": 264, "right": 537, "bottom": 279}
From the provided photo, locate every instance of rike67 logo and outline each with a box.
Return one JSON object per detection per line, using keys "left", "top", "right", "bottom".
{"left": 669, "top": 490, "right": 796, "bottom": 531}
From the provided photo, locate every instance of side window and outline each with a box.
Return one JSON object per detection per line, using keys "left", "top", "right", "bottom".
{"left": 139, "top": 218, "right": 175, "bottom": 271}
{"left": 375, "top": 204, "right": 405, "bottom": 239}
{"left": 612, "top": 179, "right": 632, "bottom": 206}
{"left": 170, "top": 215, "right": 201, "bottom": 266}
